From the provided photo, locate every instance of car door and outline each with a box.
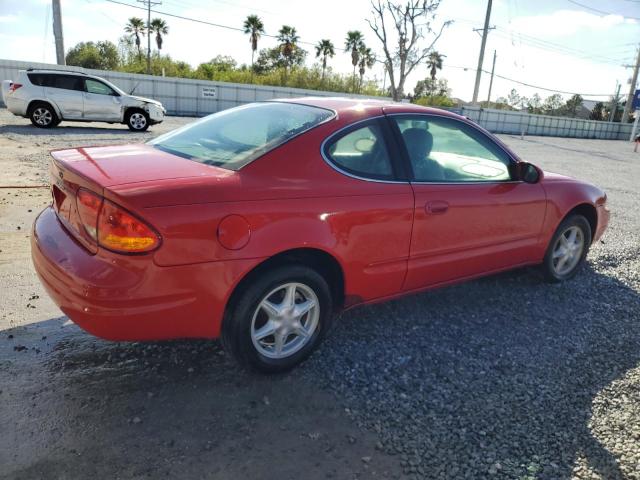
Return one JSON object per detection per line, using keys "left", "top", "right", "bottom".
{"left": 320, "top": 117, "right": 415, "bottom": 300}
{"left": 82, "top": 78, "right": 122, "bottom": 121}
{"left": 42, "top": 74, "right": 84, "bottom": 119}
{"left": 387, "top": 113, "right": 547, "bottom": 290}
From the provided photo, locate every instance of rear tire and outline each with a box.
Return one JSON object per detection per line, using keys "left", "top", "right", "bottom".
{"left": 125, "top": 109, "right": 150, "bottom": 132}
{"left": 222, "top": 265, "right": 333, "bottom": 373}
{"left": 29, "top": 102, "right": 58, "bottom": 128}
{"left": 542, "top": 214, "right": 591, "bottom": 283}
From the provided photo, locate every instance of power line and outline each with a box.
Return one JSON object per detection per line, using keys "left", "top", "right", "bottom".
{"left": 447, "top": 64, "right": 613, "bottom": 97}
{"left": 567, "top": 0, "right": 640, "bottom": 20}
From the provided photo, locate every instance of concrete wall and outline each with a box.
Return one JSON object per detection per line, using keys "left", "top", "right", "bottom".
{"left": 1, "top": 59, "right": 633, "bottom": 140}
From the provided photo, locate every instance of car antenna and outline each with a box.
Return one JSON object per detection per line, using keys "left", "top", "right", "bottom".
{"left": 129, "top": 81, "right": 140, "bottom": 95}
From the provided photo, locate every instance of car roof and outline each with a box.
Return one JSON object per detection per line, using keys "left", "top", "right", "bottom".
{"left": 23, "top": 68, "right": 88, "bottom": 76}
{"left": 276, "top": 96, "right": 464, "bottom": 120}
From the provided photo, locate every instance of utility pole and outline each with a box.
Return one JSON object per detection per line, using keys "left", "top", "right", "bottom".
{"left": 52, "top": 0, "right": 65, "bottom": 65}
{"left": 486, "top": 50, "right": 497, "bottom": 106}
{"left": 609, "top": 83, "right": 621, "bottom": 122}
{"left": 137, "top": 0, "right": 161, "bottom": 75}
{"left": 472, "top": 0, "right": 492, "bottom": 105}
{"left": 621, "top": 45, "right": 640, "bottom": 124}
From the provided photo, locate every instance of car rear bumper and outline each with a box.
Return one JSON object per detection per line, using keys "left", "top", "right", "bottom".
{"left": 6, "top": 96, "right": 28, "bottom": 116}
{"left": 31, "top": 207, "right": 258, "bottom": 341}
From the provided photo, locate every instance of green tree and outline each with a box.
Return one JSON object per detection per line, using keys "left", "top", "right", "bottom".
{"left": 357, "top": 45, "right": 375, "bottom": 92}
{"left": 526, "top": 93, "right": 543, "bottom": 114}
{"left": 66, "top": 41, "right": 120, "bottom": 70}
{"left": 124, "top": 17, "right": 146, "bottom": 58}
{"left": 562, "top": 94, "right": 583, "bottom": 118}
{"left": 277, "top": 25, "right": 300, "bottom": 74}
{"left": 345, "top": 30, "right": 364, "bottom": 90}
{"left": 542, "top": 94, "right": 564, "bottom": 115}
{"left": 590, "top": 102, "right": 605, "bottom": 121}
{"left": 506, "top": 89, "right": 522, "bottom": 109}
{"left": 243, "top": 14, "right": 265, "bottom": 75}
{"left": 315, "top": 39, "right": 335, "bottom": 82}
{"left": 149, "top": 18, "right": 168, "bottom": 51}
{"left": 413, "top": 77, "right": 449, "bottom": 98}
{"left": 426, "top": 51, "right": 445, "bottom": 80}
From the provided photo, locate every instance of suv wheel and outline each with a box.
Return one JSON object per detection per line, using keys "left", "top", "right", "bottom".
{"left": 29, "top": 103, "right": 58, "bottom": 128}
{"left": 126, "top": 109, "right": 150, "bottom": 132}
{"left": 222, "top": 265, "right": 333, "bottom": 373}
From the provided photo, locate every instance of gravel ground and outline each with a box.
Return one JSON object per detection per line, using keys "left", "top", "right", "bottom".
{"left": 1, "top": 109, "right": 639, "bottom": 479}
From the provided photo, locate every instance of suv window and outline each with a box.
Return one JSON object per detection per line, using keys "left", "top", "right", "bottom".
{"left": 27, "top": 73, "right": 45, "bottom": 86}
{"left": 41, "top": 74, "right": 84, "bottom": 91}
{"left": 324, "top": 122, "right": 394, "bottom": 180}
{"left": 85, "top": 79, "right": 116, "bottom": 95}
{"left": 393, "top": 116, "right": 513, "bottom": 182}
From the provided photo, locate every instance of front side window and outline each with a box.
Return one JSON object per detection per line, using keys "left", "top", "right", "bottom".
{"left": 393, "top": 116, "right": 513, "bottom": 182}
{"left": 149, "top": 102, "right": 334, "bottom": 170}
{"left": 324, "top": 122, "right": 393, "bottom": 180}
{"left": 85, "top": 79, "right": 116, "bottom": 96}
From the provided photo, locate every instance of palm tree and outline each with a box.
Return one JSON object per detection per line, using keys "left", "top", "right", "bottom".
{"left": 315, "top": 39, "right": 335, "bottom": 83}
{"left": 277, "top": 25, "right": 299, "bottom": 73}
{"left": 243, "top": 14, "right": 265, "bottom": 76}
{"left": 426, "top": 51, "right": 445, "bottom": 80}
{"left": 124, "top": 17, "right": 146, "bottom": 58}
{"left": 345, "top": 31, "right": 364, "bottom": 92}
{"left": 357, "top": 46, "right": 375, "bottom": 93}
{"left": 149, "top": 18, "right": 168, "bottom": 51}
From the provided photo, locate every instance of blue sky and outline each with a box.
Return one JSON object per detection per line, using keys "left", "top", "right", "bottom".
{"left": 0, "top": 0, "right": 638, "bottom": 102}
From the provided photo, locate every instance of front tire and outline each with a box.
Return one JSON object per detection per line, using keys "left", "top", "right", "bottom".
{"left": 29, "top": 102, "right": 58, "bottom": 128}
{"left": 222, "top": 265, "right": 333, "bottom": 373}
{"left": 542, "top": 214, "right": 591, "bottom": 283}
{"left": 125, "top": 109, "right": 150, "bottom": 131}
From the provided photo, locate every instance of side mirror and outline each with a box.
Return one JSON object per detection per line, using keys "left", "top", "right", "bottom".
{"left": 516, "top": 162, "right": 540, "bottom": 184}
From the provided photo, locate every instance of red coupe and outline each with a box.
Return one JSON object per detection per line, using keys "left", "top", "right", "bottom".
{"left": 32, "top": 98, "right": 609, "bottom": 371}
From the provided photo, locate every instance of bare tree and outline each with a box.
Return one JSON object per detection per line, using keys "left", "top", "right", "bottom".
{"left": 367, "top": 0, "right": 451, "bottom": 101}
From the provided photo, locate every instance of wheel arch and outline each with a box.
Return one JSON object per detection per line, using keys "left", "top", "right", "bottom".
{"left": 225, "top": 247, "right": 346, "bottom": 318}
{"left": 565, "top": 203, "right": 597, "bottom": 243}
{"left": 27, "top": 99, "right": 61, "bottom": 119}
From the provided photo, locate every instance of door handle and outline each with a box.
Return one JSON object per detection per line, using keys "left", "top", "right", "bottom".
{"left": 426, "top": 201, "right": 449, "bottom": 215}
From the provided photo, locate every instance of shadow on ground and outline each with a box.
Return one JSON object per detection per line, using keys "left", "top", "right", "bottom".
{"left": 0, "top": 124, "right": 151, "bottom": 136}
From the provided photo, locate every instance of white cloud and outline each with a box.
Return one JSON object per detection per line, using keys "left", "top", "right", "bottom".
{"left": 0, "top": 15, "right": 19, "bottom": 23}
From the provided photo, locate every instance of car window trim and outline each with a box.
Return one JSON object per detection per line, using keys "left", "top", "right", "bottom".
{"left": 385, "top": 112, "right": 523, "bottom": 185}
{"left": 320, "top": 116, "right": 410, "bottom": 184}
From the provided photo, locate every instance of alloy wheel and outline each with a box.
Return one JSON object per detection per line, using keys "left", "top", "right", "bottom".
{"left": 250, "top": 282, "right": 320, "bottom": 359}
{"left": 551, "top": 225, "right": 585, "bottom": 276}
{"left": 129, "top": 112, "right": 147, "bottom": 130}
{"left": 33, "top": 107, "right": 53, "bottom": 126}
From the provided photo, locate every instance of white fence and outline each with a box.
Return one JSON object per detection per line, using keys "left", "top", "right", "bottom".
{"left": 0, "top": 59, "right": 633, "bottom": 140}
{"left": 0, "top": 59, "right": 384, "bottom": 116}
{"left": 448, "top": 106, "right": 634, "bottom": 140}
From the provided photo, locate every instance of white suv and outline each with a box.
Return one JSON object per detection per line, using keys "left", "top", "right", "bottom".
{"left": 1, "top": 69, "right": 165, "bottom": 131}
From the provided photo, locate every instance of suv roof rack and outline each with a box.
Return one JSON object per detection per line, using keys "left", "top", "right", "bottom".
{"left": 26, "top": 67, "right": 88, "bottom": 75}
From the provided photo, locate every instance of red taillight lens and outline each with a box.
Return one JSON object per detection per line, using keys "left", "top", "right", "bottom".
{"left": 76, "top": 189, "right": 102, "bottom": 240}
{"left": 9, "top": 83, "right": 22, "bottom": 92}
{"left": 98, "top": 199, "right": 160, "bottom": 253}
{"left": 75, "top": 188, "right": 160, "bottom": 253}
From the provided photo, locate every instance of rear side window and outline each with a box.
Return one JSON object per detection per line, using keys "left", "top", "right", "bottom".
{"left": 323, "top": 121, "right": 394, "bottom": 180}
{"left": 149, "top": 102, "right": 334, "bottom": 170}
{"left": 27, "top": 73, "right": 45, "bottom": 86}
{"left": 41, "top": 74, "right": 84, "bottom": 91}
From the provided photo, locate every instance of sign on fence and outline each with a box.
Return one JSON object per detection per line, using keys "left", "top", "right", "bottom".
{"left": 201, "top": 86, "right": 217, "bottom": 99}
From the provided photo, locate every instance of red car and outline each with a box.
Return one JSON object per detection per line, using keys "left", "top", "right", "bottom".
{"left": 32, "top": 98, "right": 609, "bottom": 372}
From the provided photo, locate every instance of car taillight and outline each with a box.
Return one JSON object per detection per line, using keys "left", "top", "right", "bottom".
{"left": 77, "top": 189, "right": 102, "bottom": 240}
{"left": 75, "top": 188, "right": 160, "bottom": 253}
{"left": 9, "top": 83, "right": 22, "bottom": 92}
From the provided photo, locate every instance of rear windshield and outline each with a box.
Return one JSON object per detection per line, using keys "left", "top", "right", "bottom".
{"left": 148, "top": 102, "right": 334, "bottom": 170}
